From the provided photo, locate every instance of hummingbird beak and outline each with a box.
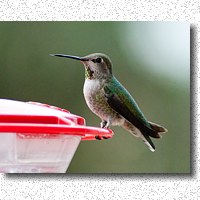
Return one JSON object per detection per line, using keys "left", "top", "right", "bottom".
{"left": 50, "top": 54, "right": 88, "bottom": 61}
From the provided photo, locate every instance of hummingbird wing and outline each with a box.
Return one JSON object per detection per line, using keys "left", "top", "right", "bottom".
{"left": 104, "top": 77, "right": 160, "bottom": 146}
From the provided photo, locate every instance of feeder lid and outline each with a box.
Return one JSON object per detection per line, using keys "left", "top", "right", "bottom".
{"left": 0, "top": 99, "right": 113, "bottom": 140}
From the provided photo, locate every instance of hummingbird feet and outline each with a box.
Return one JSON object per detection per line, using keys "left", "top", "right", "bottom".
{"left": 95, "top": 135, "right": 109, "bottom": 140}
{"left": 96, "top": 121, "right": 111, "bottom": 140}
{"left": 100, "top": 120, "right": 110, "bottom": 128}
{"left": 96, "top": 120, "right": 111, "bottom": 140}
{"left": 100, "top": 121, "right": 107, "bottom": 128}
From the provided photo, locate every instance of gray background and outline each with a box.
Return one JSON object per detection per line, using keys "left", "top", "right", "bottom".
{"left": 0, "top": 22, "right": 190, "bottom": 173}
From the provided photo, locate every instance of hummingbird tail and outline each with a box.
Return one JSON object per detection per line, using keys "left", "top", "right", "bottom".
{"left": 143, "top": 139, "right": 155, "bottom": 152}
{"left": 148, "top": 121, "right": 168, "bottom": 138}
{"left": 142, "top": 134, "right": 156, "bottom": 152}
{"left": 122, "top": 120, "right": 156, "bottom": 152}
{"left": 142, "top": 122, "right": 167, "bottom": 151}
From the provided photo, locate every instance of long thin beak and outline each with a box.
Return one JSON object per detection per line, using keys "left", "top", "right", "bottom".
{"left": 50, "top": 54, "right": 88, "bottom": 61}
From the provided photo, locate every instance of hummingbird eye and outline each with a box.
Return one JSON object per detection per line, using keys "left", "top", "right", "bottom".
{"left": 92, "top": 57, "right": 102, "bottom": 63}
{"left": 96, "top": 57, "right": 102, "bottom": 63}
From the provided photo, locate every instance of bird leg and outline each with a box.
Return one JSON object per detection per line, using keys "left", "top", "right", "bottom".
{"left": 100, "top": 120, "right": 107, "bottom": 128}
{"left": 96, "top": 120, "right": 111, "bottom": 140}
{"left": 100, "top": 120, "right": 111, "bottom": 128}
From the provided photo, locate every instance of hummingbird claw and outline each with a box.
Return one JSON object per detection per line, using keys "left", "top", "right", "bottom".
{"left": 95, "top": 135, "right": 109, "bottom": 140}
{"left": 100, "top": 120, "right": 111, "bottom": 128}
{"left": 100, "top": 121, "right": 107, "bottom": 128}
{"left": 95, "top": 135, "right": 102, "bottom": 140}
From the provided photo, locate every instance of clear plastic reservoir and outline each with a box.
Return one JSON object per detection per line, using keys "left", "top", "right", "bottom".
{"left": 0, "top": 133, "right": 81, "bottom": 173}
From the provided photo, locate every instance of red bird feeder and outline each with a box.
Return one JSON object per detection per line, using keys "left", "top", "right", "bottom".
{"left": 0, "top": 99, "right": 113, "bottom": 173}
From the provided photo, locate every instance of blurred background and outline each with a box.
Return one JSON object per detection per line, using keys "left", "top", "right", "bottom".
{"left": 0, "top": 22, "right": 190, "bottom": 173}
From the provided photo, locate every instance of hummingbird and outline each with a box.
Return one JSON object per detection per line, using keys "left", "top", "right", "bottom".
{"left": 50, "top": 53, "right": 167, "bottom": 152}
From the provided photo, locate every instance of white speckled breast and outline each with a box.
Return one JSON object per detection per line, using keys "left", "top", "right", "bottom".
{"left": 83, "top": 79, "right": 124, "bottom": 125}
{"left": 83, "top": 79, "right": 102, "bottom": 97}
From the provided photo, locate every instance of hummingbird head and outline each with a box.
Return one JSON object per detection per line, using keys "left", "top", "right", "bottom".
{"left": 50, "top": 53, "right": 113, "bottom": 80}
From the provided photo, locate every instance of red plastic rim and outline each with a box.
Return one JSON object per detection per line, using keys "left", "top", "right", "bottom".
{"left": 0, "top": 99, "right": 113, "bottom": 140}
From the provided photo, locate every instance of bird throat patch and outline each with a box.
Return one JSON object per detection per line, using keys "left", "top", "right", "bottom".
{"left": 85, "top": 67, "right": 94, "bottom": 79}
